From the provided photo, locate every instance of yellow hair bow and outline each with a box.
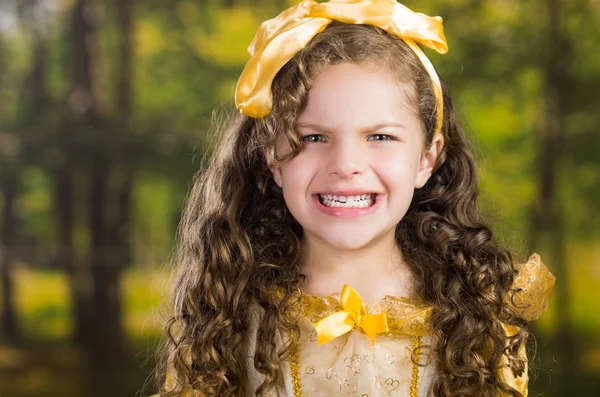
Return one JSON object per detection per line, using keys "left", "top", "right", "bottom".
{"left": 235, "top": 0, "right": 448, "bottom": 135}
{"left": 313, "top": 284, "right": 389, "bottom": 344}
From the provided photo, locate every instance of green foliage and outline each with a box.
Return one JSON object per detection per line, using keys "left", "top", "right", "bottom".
{"left": 16, "top": 167, "right": 57, "bottom": 257}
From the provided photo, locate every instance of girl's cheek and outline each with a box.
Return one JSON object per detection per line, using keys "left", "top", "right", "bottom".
{"left": 281, "top": 157, "right": 314, "bottom": 183}
{"left": 376, "top": 151, "right": 407, "bottom": 166}
{"left": 291, "top": 150, "right": 320, "bottom": 169}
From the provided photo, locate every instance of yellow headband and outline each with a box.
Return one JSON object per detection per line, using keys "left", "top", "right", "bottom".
{"left": 235, "top": 0, "right": 448, "bottom": 136}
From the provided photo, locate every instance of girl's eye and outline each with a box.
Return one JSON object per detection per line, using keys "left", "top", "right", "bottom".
{"left": 368, "top": 134, "right": 394, "bottom": 141}
{"left": 300, "top": 134, "right": 395, "bottom": 143}
{"left": 301, "top": 134, "right": 327, "bottom": 143}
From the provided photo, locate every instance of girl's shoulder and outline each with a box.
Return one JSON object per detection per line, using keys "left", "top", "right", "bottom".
{"left": 496, "top": 253, "right": 555, "bottom": 397}
{"left": 505, "top": 253, "right": 556, "bottom": 322}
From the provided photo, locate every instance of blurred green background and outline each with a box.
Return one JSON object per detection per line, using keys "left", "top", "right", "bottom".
{"left": 0, "top": 0, "right": 598, "bottom": 396}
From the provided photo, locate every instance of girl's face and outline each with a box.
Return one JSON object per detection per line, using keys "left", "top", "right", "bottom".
{"left": 270, "top": 62, "right": 443, "bottom": 252}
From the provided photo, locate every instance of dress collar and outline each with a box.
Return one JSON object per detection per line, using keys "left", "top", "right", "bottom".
{"left": 270, "top": 287, "right": 433, "bottom": 337}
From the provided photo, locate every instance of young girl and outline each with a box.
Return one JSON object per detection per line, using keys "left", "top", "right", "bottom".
{"left": 151, "top": 1, "right": 555, "bottom": 396}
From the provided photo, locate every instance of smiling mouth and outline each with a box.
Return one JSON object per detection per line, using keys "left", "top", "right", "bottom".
{"left": 317, "top": 193, "right": 378, "bottom": 208}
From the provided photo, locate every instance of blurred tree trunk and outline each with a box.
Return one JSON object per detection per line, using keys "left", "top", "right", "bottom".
{"left": 74, "top": 0, "right": 126, "bottom": 365}
{"left": 0, "top": 165, "right": 20, "bottom": 345}
{"left": 87, "top": 0, "right": 139, "bottom": 366}
{"left": 85, "top": 0, "right": 139, "bottom": 369}
{"left": 67, "top": 0, "right": 127, "bottom": 368}
{"left": 55, "top": 141, "right": 92, "bottom": 345}
{"left": 1, "top": 0, "right": 52, "bottom": 346}
{"left": 89, "top": 146, "right": 120, "bottom": 364}
{"left": 64, "top": 0, "right": 99, "bottom": 350}
{"left": 0, "top": 29, "right": 18, "bottom": 343}
{"left": 113, "top": 0, "right": 135, "bottom": 276}
{"left": 529, "top": 0, "right": 572, "bottom": 395}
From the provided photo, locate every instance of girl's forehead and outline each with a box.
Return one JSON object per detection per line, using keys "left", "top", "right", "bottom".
{"left": 298, "top": 63, "right": 419, "bottom": 131}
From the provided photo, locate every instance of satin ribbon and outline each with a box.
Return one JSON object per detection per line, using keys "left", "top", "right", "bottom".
{"left": 313, "top": 284, "right": 389, "bottom": 344}
{"left": 235, "top": 0, "right": 448, "bottom": 135}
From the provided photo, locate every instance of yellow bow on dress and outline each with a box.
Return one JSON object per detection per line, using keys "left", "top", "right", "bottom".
{"left": 235, "top": 0, "right": 448, "bottom": 135}
{"left": 313, "top": 284, "right": 389, "bottom": 344}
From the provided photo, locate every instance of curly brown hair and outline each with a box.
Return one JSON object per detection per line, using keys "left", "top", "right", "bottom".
{"left": 153, "top": 23, "right": 529, "bottom": 397}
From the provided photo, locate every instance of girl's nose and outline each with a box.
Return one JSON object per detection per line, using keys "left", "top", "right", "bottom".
{"left": 325, "top": 140, "right": 367, "bottom": 178}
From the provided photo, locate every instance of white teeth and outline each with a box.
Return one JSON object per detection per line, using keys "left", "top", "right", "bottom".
{"left": 318, "top": 194, "right": 376, "bottom": 208}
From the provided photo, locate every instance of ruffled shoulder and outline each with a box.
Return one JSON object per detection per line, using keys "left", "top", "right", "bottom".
{"left": 505, "top": 253, "right": 556, "bottom": 321}
{"left": 495, "top": 253, "right": 554, "bottom": 397}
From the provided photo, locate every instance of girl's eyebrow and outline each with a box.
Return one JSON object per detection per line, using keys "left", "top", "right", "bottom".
{"left": 297, "top": 121, "right": 406, "bottom": 133}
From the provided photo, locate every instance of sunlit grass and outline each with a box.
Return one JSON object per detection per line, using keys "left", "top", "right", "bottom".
{"left": 12, "top": 265, "right": 169, "bottom": 342}
{"left": 122, "top": 266, "right": 170, "bottom": 349}
{"left": 14, "top": 265, "right": 73, "bottom": 341}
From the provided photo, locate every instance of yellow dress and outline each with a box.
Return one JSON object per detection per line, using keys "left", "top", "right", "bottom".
{"left": 153, "top": 253, "right": 555, "bottom": 397}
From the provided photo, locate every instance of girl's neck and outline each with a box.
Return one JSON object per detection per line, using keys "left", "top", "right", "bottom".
{"left": 298, "top": 235, "right": 415, "bottom": 304}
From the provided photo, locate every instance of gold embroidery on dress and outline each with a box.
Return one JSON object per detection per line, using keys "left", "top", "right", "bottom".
{"left": 372, "top": 374, "right": 405, "bottom": 397}
{"left": 344, "top": 354, "right": 361, "bottom": 375}
{"left": 339, "top": 376, "right": 357, "bottom": 394}
{"left": 325, "top": 367, "right": 337, "bottom": 380}
{"left": 385, "top": 352, "right": 395, "bottom": 364}
{"left": 289, "top": 329, "right": 303, "bottom": 397}
{"left": 385, "top": 377, "right": 401, "bottom": 393}
{"left": 410, "top": 336, "right": 422, "bottom": 397}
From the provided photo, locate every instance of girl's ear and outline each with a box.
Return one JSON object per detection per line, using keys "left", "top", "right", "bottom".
{"left": 264, "top": 147, "right": 283, "bottom": 188}
{"left": 415, "top": 133, "right": 444, "bottom": 189}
